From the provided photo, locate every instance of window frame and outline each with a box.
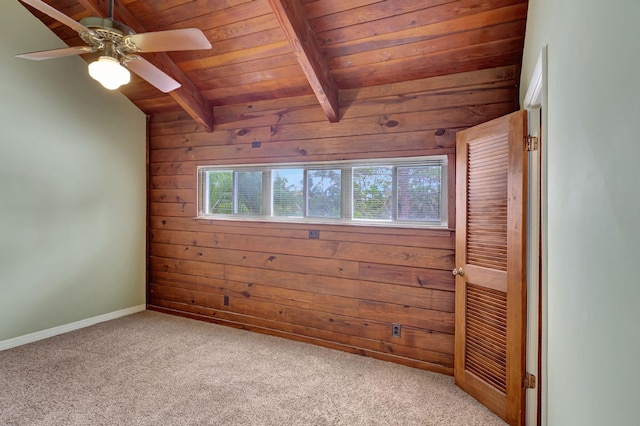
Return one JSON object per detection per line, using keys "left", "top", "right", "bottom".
{"left": 197, "top": 156, "right": 448, "bottom": 229}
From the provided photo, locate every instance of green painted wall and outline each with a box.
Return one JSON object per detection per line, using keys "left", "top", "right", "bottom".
{"left": 0, "top": 1, "right": 146, "bottom": 341}
{"left": 521, "top": 0, "right": 640, "bottom": 424}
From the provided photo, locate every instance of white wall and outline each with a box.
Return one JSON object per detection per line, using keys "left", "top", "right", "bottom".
{"left": 0, "top": 1, "right": 146, "bottom": 341}
{"left": 520, "top": 1, "right": 640, "bottom": 424}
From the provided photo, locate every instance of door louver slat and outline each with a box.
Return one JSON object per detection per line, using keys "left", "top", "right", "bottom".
{"left": 466, "top": 134, "right": 508, "bottom": 272}
{"left": 465, "top": 283, "right": 508, "bottom": 394}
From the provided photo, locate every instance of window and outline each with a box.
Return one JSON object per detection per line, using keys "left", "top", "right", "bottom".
{"left": 352, "top": 166, "right": 393, "bottom": 220}
{"left": 307, "top": 168, "right": 342, "bottom": 219}
{"left": 198, "top": 156, "right": 447, "bottom": 228}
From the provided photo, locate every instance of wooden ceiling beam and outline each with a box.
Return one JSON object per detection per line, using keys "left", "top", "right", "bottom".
{"left": 76, "top": 0, "right": 214, "bottom": 132}
{"left": 267, "top": 0, "right": 339, "bottom": 122}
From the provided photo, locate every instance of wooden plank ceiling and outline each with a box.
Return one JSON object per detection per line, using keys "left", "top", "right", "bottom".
{"left": 22, "top": 0, "right": 528, "bottom": 131}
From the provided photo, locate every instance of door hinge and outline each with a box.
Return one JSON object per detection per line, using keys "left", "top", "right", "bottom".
{"left": 525, "top": 135, "right": 538, "bottom": 151}
{"left": 524, "top": 373, "right": 537, "bottom": 389}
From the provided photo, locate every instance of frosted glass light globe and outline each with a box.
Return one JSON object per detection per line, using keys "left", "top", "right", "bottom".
{"left": 88, "top": 56, "right": 131, "bottom": 90}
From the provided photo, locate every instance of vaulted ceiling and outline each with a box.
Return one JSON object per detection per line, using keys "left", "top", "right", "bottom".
{"left": 20, "top": 0, "right": 528, "bottom": 132}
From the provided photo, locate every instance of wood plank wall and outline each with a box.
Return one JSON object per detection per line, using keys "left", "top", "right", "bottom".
{"left": 147, "top": 65, "right": 519, "bottom": 375}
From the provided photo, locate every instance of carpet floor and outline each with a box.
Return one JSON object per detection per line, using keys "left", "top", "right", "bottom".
{"left": 0, "top": 310, "right": 506, "bottom": 425}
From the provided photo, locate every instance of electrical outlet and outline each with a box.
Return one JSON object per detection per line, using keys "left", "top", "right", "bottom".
{"left": 309, "top": 230, "right": 320, "bottom": 239}
{"left": 223, "top": 295, "right": 230, "bottom": 306}
{"left": 392, "top": 323, "right": 401, "bottom": 338}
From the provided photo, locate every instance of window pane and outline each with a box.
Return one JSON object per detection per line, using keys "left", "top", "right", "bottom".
{"left": 307, "top": 169, "right": 341, "bottom": 218}
{"left": 272, "top": 169, "right": 304, "bottom": 217}
{"left": 352, "top": 166, "right": 393, "bottom": 220}
{"left": 235, "top": 171, "right": 263, "bottom": 215}
{"left": 199, "top": 157, "right": 445, "bottom": 227}
{"left": 207, "top": 171, "right": 233, "bottom": 214}
{"left": 397, "top": 165, "right": 442, "bottom": 221}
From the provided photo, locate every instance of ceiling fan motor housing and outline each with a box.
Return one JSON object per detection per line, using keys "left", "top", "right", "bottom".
{"left": 79, "top": 16, "right": 138, "bottom": 57}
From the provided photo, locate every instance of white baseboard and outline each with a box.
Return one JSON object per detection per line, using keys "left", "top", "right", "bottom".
{"left": 0, "top": 305, "right": 146, "bottom": 351}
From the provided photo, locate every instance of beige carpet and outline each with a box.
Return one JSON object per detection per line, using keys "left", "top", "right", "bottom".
{"left": 0, "top": 311, "right": 506, "bottom": 425}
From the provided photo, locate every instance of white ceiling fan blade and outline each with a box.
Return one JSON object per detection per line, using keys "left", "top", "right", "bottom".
{"left": 20, "top": 0, "right": 93, "bottom": 34}
{"left": 16, "top": 46, "right": 94, "bottom": 60}
{"left": 126, "top": 29, "right": 212, "bottom": 53}
{"left": 125, "top": 57, "right": 181, "bottom": 93}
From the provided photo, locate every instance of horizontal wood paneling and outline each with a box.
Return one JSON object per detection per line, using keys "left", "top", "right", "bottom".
{"left": 150, "top": 228, "right": 455, "bottom": 269}
{"left": 150, "top": 216, "right": 455, "bottom": 249}
{"left": 148, "top": 68, "right": 518, "bottom": 373}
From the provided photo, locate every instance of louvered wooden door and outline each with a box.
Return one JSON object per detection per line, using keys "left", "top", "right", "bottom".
{"left": 454, "top": 110, "right": 527, "bottom": 425}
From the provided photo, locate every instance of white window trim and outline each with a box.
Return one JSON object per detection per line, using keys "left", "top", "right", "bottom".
{"left": 197, "top": 156, "right": 448, "bottom": 229}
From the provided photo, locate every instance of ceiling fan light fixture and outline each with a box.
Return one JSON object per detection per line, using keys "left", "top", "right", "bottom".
{"left": 88, "top": 56, "right": 130, "bottom": 90}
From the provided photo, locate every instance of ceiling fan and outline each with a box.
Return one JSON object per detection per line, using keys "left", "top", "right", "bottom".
{"left": 15, "top": 0, "right": 212, "bottom": 92}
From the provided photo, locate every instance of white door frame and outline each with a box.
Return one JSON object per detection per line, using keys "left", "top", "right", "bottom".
{"left": 523, "top": 45, "right": 548, "bottom": 426}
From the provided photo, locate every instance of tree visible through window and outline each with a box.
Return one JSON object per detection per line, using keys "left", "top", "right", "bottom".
{"left": 199, "top": 157, "right": 447, "bottom": 228}
{"left": 273, "top": 169, "right": 304, "bottom": 217}
{"left": 307, "top": 169, "right": 341, "bottom": 218}
{"left": 207, "top": 171, "right": 233, "bottom": 214}
{"left": 236, "top": 171, "right": 262, "bottom": 215}
{"left": 397, "top": 165, "right": 442, "bottom": 222}
{"left": 353, "top": 166, "right": 393, "bottom": 220}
